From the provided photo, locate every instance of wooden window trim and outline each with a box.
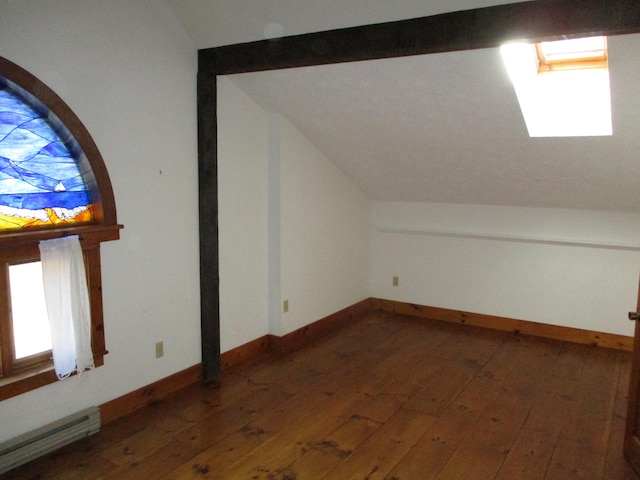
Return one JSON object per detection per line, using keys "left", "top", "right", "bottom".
{"left": 535, "top": 38, "right": 608, "bottom": 73}
{"left": 1, "top": 254, "right": 49, "bottom": 378}
{"left": 0, "top": 225, "right": 121, "bottom": 401}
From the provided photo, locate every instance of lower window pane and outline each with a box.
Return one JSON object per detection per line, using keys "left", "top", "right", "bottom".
{"left": 9, "top": 261, "right": 52, "bottom": 359}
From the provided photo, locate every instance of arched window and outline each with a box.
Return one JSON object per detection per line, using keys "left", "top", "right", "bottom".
{"left": 0, "top": 57, "right": 122, "bottom": 400}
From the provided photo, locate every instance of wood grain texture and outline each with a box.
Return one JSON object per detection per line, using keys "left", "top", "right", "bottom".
{"left": 100, "top": 364, "right": 202, "bottom": 425}
{"left": 269, "top": 298, "right": 371, "bottom": 354}
{"left": 197, "top": 64, "right": 220, "bottom": 383}
{"left": 98, "top": 298, "right": 631, "bottom": 428}
{"left": 624, "top": 286, "right": 640, "bottom": 473}
{"left": 220, "top": 335, "right": 271, "bottom": 370}
{"left": 99, "top": 300, "right": 371, "bottom": 425}
{"left": 372, "top": 298, "right": 633, "bottom": 351}
{"left": 6, "top": 311, "right": 637, "bottom": 479}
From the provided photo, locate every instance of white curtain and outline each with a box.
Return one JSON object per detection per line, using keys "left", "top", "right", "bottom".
{"left": 39, "top": 235, "right": 94, "bottom": 379}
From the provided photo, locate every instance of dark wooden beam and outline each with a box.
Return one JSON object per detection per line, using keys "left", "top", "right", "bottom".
{"left": 197, "top": 54, "right": 220, "bottom": 383}
{"left": 202, "top": 0, "right": 640, "bottom": 76}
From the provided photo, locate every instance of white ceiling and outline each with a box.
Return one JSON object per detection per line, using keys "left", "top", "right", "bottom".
{"left": 168, "top": 0, "right": 529, "bottom": 49}
{"left": 169, "top": 1, "right": 640, "bottom": 212}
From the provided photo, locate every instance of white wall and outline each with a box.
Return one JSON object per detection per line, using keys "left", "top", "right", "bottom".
{"left": 217, "top": 77, "right": 270, "bottom": 351}
{"left": 371, "top": 202, "right": 640, "bottom": 336}
{"left": 220, "top": 77, "right": 371, "bottom": 340}
{"left": 0, "top": 0, "right": 200, "bottom": 441}
{"left": 280, "top": 116, "right": 370, "bottom": 335}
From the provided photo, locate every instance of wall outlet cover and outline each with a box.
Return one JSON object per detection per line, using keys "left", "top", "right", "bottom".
{"left": 155, "top": 341, "right": 164, "bottom": 358}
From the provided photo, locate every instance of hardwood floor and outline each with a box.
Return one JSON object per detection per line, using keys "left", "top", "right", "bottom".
{"left": 5, "top": 312, "right": 639, "bottom": 479}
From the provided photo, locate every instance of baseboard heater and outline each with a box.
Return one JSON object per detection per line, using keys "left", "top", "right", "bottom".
{"left": 0, "top": 406, "right": 100, "bottom": 475}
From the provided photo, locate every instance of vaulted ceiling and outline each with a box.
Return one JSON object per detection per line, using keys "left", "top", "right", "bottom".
{"left": 169, "top": 0, "right": 640, "bottom": 212}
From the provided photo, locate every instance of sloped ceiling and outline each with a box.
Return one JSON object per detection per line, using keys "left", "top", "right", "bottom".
{"left": 170, "top": 1, "right": 640, "bottom": 212}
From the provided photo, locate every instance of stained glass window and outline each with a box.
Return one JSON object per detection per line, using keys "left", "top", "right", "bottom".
{"left": 0, "top": 77, "right": 95, "bottom": 230}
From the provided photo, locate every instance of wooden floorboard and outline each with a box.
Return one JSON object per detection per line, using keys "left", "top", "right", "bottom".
{"left": 4, "top": 312, "right": 639, "bottom": 480}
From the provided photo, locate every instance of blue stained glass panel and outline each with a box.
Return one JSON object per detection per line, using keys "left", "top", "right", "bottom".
{"left": 0, "top": 77, "right": 94, "bottom": 229}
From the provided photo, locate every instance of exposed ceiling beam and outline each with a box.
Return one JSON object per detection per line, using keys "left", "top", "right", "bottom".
{"left": 201, "top": 0, "right": 640, "bottom": 75}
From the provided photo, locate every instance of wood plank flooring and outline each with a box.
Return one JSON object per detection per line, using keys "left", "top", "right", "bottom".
{"left": 4, "top": 312, "right": 639, "bottom": 479}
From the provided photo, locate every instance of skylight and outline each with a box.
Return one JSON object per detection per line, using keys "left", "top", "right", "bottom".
{"left": 536, "top": 36, "right": 608, "bottom": 72}
{"left": 500, "top": 36, "right": 612, "bottom": 137}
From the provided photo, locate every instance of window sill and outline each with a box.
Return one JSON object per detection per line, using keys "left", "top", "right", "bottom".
{"left": 0, "top": 224, "right": 123, "bottom": 249}
{"left": 0, "top": 352, "right": 105, "bottom": 401}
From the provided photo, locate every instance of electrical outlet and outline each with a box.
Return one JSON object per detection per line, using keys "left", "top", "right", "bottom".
{"left": 393, "top": 276, "right": 399, "bottom": 286}
{"left": 283, "top": 299, "right": 289, "bottom": 313}
{"left": 155, "top": 341, "right": 164, "bottom": 358}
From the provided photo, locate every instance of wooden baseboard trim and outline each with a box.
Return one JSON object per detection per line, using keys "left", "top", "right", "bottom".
{"left": 219, "top": 299, "right": 373, "bottom": 369}
{"left": 220, "top": 298, "right": 372, "bottom": 364}
{"left": 269, "top": 298, "right": 372, "bottom": 355}
{"left": 220, "top": 335, "right": 271, "bottom": 370}
{"left": 371, "top": 298, "right": 633, "bottom": 351}
{"left": 100, "top": 363, "right": 202, "bottom": 425}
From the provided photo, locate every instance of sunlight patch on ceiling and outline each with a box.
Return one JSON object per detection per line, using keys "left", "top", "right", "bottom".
{"left": 501, "top": 37, "right": 612, "bottom": 138}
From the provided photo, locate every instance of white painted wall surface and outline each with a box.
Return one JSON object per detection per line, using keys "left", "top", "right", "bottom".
{"left": 0, "top": 0, "right": 200, "bottom": 442}
{"left": 220, "top": 78, "right": 370, "bottom": 339}
{"left": 371, "top": 202, "right": 640, "bottom": 336}
{"left": 280, "top": 117, "right": 370, "bottom": 335}
{"left": 217, "top": 77, "right": 270, "bottom": 351}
